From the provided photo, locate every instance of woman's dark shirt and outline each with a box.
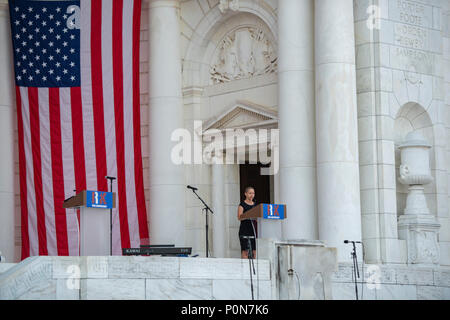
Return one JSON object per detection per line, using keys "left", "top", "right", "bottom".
{"left": 238, "top": 200, "right": 257, "bottom": 237}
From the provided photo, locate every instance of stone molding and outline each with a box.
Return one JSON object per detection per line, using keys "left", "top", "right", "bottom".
{"left": 146, "top": 0, "right": 179, "bottom": 9}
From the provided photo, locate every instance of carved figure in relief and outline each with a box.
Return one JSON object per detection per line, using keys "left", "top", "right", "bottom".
{"left": 210, "top": 27, "right": 277, "bottom": 84}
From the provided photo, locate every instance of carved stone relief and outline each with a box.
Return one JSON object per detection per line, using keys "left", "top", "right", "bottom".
{"left": 219, "top": 0, "right": 240, "bottom": 13}
{"left": 210, "top": 27, "right": 277, "bottom": 84}
{"left": 413, "top": 229, "right": 440, "bottom": 264}
{"left": 392, "top": 68, "right": 433, "bottom": 110}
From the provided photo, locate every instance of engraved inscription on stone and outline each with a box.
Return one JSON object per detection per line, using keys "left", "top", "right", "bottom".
{"left": 397, "top": 0, "right": 428, "bottom": 26}
{"left": 389, "top": 0, "right": 432, "bottom": 28}
{"left": 398, "top": 1, "right": 425, "bottom": 26}
{"left": 394, "top": 23, "right": 428, "bottom": 50}
{"left": 391, "top": 46, "right": 434, "bottom": 74}
{"left": 388, "top": 0, "right": 436, "bottom": 74}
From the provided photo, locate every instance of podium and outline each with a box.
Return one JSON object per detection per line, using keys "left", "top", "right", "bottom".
{"left": 63, "top": 190, "right": 116, "bottom": 256}
{"left": 239, "top": 203, "right": 287, "bottom": 240}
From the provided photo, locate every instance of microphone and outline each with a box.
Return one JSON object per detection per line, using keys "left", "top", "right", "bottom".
{"left": 187, "top": 185, "right": 198, "bottom": 191}
{"left": 344, "top": 240, "right": 362, "bottom": 244}
{"left": 105, "top": 176, "right": 116, "bottom": 180}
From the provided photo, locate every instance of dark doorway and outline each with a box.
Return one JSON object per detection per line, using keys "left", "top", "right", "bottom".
{"left": 239, "top": 162, "right": 271, "bottom": 204}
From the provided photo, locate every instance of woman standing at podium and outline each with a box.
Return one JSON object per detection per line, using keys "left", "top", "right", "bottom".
{"left": 237, "top": 186, "right": 257, "bottom": 259}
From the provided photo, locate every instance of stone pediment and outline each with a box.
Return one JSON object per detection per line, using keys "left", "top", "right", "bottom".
{"left": 203, "top": 101, "right": 278, "bottom": 132}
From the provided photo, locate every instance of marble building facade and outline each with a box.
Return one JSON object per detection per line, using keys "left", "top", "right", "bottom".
{"left": 1, "top": 0, "right": 450, "bottom": 299}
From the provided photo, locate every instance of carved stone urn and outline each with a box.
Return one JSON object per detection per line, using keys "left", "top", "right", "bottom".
{"left": 397, "top": 131, "right": 440, "bottom": 266}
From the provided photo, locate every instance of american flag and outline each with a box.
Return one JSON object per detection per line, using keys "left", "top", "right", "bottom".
{"left": 9, "top": 0, "right": 149, "bottom": 259}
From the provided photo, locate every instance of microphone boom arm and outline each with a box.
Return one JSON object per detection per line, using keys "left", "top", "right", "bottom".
{"left": 189, "top": 187, "right": 214, "bottom": 214}
{"left": 187, "top": 185, "right": 214, "bottom": 258}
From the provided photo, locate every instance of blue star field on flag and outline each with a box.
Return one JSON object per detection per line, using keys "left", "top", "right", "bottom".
{"left": 10, "top": 1, "right": 81, "bottom": 87}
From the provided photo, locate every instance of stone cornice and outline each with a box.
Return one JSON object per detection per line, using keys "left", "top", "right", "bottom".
{"left": 145, "top": 0, "right": 179, "bottom": 9}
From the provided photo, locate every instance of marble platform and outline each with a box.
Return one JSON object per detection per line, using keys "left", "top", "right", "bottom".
{"left": 1, "top": 238, "right": 450, "bottom": 300}
{"left": 331, "top": 262, "right": 450, "bottom": 300}
{"left": 0, "top": 256, "right": 273, "bottom": 300}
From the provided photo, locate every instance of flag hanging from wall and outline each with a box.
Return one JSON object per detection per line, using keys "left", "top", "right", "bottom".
{"left": 9, "top": 0, "right": 149, "bottom": 259}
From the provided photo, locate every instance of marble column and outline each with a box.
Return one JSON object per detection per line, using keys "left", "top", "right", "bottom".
{"left": 0, "top": 2, "right": 16, "bottom": 263}
{"left": 278, "top": 0, "right": 318, "bottom": 240}
{"left": 148, "top": 0, "right": 185, "bottom": 246}
{"left": 212, "top": 157, "right": 226, "bottom": 258}
{"left": 315, "top": 0, "right": 362, "bottom": 261}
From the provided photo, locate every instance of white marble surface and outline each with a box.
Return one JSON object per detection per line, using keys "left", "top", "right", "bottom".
{"left": 352, "top": 0, "right": 450, "bottom": 268}
{"left": 146, "top": 279, "right": 213, "bottom": 300}
{"left": 56, "top": 279, "right": 79, "bottom": 300}
{"left": 278, "top": 0, "right": 318, "bottom": 241}
{"left": 179, "top": 257, "right": 270, "bottom": 280}
{"left": 331, "top": 282, "right": 377, "bottom": 300}
{"left": 212, "top": 279, "right": 272, "bottom": 300}
{"left": 0, "top": 256, "right": 273, "bottom": 300}
{"left": 212, "top": 161, "right": 226, "bottom": 258}
{"left": 148, "top": 0, "right": 186, "bottom": 247}
{"left": 315, "top": 0, "right": 362, "bottom": 263}
{"left": 0, "top": 3, "right": 16, "bottom": 264}
{"left": 1, "top": 0, "right": 449, "bottom": 300}
{"left": 81, "top": 279, "right": 146, "bottom": 300}
{"left": 1, "top": 255, "right": 450, "bottom": 300}
{"left": 331, "top": 262, "right": 450, "bottom": 300}
{"left": 278, "top": 245, "right": 337, "bottom": 299}
{"left": 0, "top": 257, "right": 53, "bottom": 300}
{"left": 108, "top": 256, "right": 180, "bottom": 279}
{"left": 0, "top": 263, "right": 16, "bottom": 274}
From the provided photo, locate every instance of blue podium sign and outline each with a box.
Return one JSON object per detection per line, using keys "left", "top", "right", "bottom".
{"left": 262, "top": 204, "right": 286, "bottom": 220}
{"left": 86, "top": 190, "right": 114, "bottom": 209}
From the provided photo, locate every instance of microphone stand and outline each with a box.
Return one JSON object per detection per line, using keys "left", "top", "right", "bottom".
{"left": 73, "top": 189, "right": 80, "bottom": 256}
{"left": 244, "top": 236, "right": 256, "bottom": 300}
{"left": 349, "top": 241, "right": 360, "bottom": 300}
{"left": 189, "top": 188, "right": 214, "bottom": 257}
{"left": 106, "top": 176, "right": 116, "bottom": 256}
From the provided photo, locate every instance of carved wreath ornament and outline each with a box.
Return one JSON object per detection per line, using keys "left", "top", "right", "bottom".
{"left": 210, "top": 27, "right": 278, "bottom": 84}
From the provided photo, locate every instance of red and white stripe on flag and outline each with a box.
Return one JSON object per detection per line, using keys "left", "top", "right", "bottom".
{"left": 12, "top": 0, "right": 149, "bottom": 259}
